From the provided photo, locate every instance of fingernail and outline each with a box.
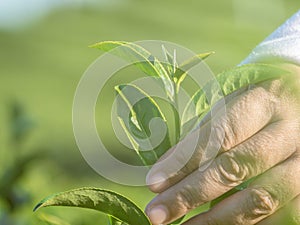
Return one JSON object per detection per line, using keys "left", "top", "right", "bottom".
{"left": 148, "top": 205, "right": 168, "bottom": 225}
{"left": 146, "top": 172, "right": 167, "bottom": 190}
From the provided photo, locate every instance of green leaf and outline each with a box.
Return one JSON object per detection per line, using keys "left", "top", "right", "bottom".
{"left": 37, "top": 213, "right": 71, "bottom": 225}
{"left": 115, "top": 84, "right": 171, "bottom": 165}
{"left": 108, "top": 215, "right": 128, "bottom": 225}
{"left": 162, "top": 45, "right": 175, "bottom": 67}
{"left": 170, "top": 216, "right": 185, "bottom": 224}
{"left": 180, "top": 88, "right": 210, "bottom": 137}
{"left": 162, "top": 45, "right": 177, "bottom": 76}
{"left": 217, "top": 63, "right": 288, "bottom": 95}
{"left": 90, "top": 41, "right": 175, "bottom": 101}
{"left": 181, "top": 63, "right": 289, "bottom": 137}
{"left": 34, "top": 187, "right": 150, "bottom": 225}
{"left": 175, "top": 52, "right": 214, "bottom": 91}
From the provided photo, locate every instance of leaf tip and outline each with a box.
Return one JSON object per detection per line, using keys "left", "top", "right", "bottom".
{"left": 88, "top": 40, "right": 110, "bottom": 49}
{"left": 88, "top": 43, "right": 99, "bottom": 48}
{"left": 33, "top": 202, "right": 43, "bottom": 212}
{"left": 114, "top": 85, "right": 123, "bottom": 92}
{"left": 201, "top": 51, "right": 215, "bottom": 59}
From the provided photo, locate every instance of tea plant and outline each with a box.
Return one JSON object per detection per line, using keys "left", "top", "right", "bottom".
{"left": 34, "top": 41, "right": 288, "bottom": 225}
{"left": 0, "top": 101, "right": 45, "bottom": 225}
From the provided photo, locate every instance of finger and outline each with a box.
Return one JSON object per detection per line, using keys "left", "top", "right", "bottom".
{"left": 147, "top": 85, "right": 281, "bottom": 193}
{"left": 198, "top": 86, "right": 248, "bottom": 126}
{"left": 182, "top": 152, "right": 300, "bottom": 225}
{"left": 145, "top": 121, "right": 298, "bottom": 225}
{"left": 257, "top": 194, "right": 300, "bottom": 225}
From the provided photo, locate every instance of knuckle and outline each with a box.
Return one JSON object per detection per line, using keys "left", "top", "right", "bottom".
{"left": 213, "top": 117, "right": 237, "bottom": 151}
{"left": 215, "top": 152, "right": 248, "bottom": 186}
{"left": 247, "top": 187, "right": 279, "bottom": 216}
{"left": 176, "top": 185, "right": 200, "bottom": 210}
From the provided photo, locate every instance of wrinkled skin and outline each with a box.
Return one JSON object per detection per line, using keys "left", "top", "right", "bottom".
{"left": 145, "top": 63, "right": 300, "bottom": 225}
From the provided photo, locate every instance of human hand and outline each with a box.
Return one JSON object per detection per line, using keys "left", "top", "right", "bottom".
{"left": 145, "top": 63, "right": 300, "bottom": 225}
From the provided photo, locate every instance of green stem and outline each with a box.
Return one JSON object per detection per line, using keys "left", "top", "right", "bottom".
{"left": 172, "top": 82, "right": 181, "bottom": 144}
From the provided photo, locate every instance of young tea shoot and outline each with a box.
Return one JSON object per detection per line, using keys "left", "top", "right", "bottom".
{"left": 34, "top": 41, "right": 288, "bottom": 225}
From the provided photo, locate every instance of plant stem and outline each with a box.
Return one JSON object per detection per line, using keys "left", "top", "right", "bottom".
{"left": 173, "top": 83, "right": 181, "bottom": 144}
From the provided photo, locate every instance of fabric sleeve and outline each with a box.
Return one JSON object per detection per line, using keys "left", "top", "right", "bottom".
{"left": 240, "top": 10, "right": 300, "bottom": 65}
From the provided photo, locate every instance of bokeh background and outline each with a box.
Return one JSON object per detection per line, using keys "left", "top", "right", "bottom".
{"left": 0, "top": 0, "right": 299, "bottom": 224}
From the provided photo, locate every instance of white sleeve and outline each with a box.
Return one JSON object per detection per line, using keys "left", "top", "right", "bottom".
{"left": 240, "top": 10, "right": 300, "bottom": 66}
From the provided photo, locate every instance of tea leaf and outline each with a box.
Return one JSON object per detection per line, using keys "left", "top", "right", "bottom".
{"left": 115, "top": 84, "right": 171, "bottom": 165}
{"left": 162, "top": 45, "right": 177, "bottom": 76}
{"left": 162, "top": 45, "right": 175, "bottom": 66}
{"left": 34, "top": 187, "right": 150, "bottom": 225}
{"left": 175, "top": 52, "right": 214, "bottom": 90}
{"left": 91, "top": 41, "right": 175, "bottom": 101}
{"left": 37, "top": 213, "right": 71, "bottom": 225}
{"left": 181, "top": 64, "right": 288, "bottom": 136}
{"left": 108, "top": 215, "right": 128, "bottom": 225}
{"left": 170, "top": 216, "right": 185, "bottom": 224}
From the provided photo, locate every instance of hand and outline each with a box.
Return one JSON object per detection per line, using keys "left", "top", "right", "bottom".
{"left": 145, "top": 63, "right": 300, "bottom": 225}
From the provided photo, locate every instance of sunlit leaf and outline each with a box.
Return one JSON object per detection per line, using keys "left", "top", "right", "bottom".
{"left": 108, "top": 215, "right": 128, "bottom": 225}
{"left": 37, "top": 213, "right": 71, "bottom": 225}
{"left": 162, "top": 45, "right": 177, "bottom": 76}
{"left": 34, "top": 187, "right": 150, "bottom": 225}
{"left": 170, "top": 216, "right": 185, "bottom": 224}
{"left": 90, "top": 41, "right": 175, "bottom": 101}
{"left": 175, "top": 52, "right": 214, "bottom": 90}
{"left": 115, "top": 84, "right": 171, "bottom": 165}
{"left": 181, "top": 63, "right": 289, "bottom": 137}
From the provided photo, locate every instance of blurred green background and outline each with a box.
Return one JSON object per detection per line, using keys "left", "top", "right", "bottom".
{"left": 0, "top": 0, "right": 299, "bottom": 224}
